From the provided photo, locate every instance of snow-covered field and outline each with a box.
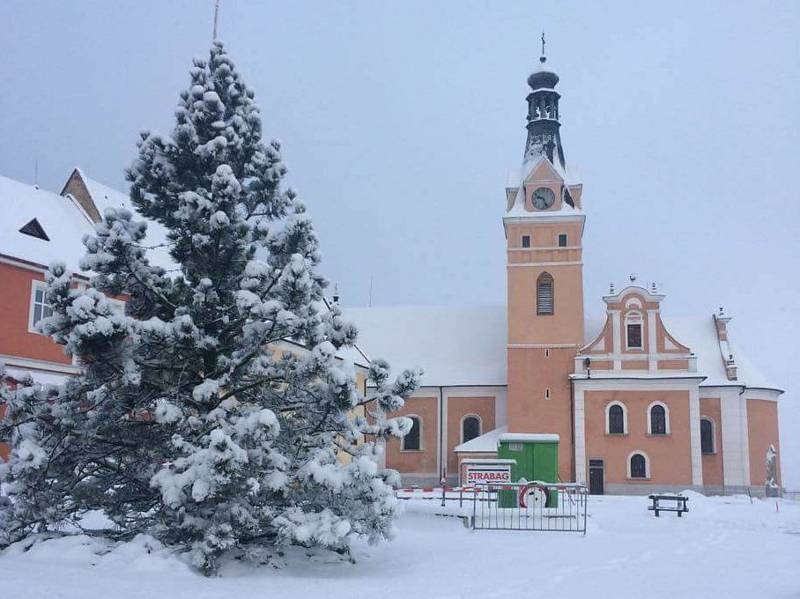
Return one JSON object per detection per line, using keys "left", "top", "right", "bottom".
{"left": 2, "top": 492, "right": 799, "bottom": 599}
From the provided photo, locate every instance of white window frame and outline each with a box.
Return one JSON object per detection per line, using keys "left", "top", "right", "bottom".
{"left": 605, "top": 400, "right": 628, "bottom": 435}
{"left": 625, "top": 310, "right": 644, "bottom": 350}
{"left": 647, "top": 401, "right": 671, "bottom": 435}
{"left": 28, "top": 280, "right": 53, "bottom": 334}
{"left": 700, "top": 416, "right": 716, "bottom": 454}
{"left": 460, "top": 414, "right": 482, "bottom": 444}
{"left": 401, "top": 415, "right": 423, "bottom": 452}
{"left": 627, "top": 450, "right": 651, "bottom": 479}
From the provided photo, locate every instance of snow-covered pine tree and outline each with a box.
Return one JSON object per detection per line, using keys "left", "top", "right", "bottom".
{"left": 0, "top": 41, "right": 420, "bottom": 574}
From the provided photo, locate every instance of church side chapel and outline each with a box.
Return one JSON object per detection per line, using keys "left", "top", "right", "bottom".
{"left": 347, "top": 46, "right": 784, "bottom": 496}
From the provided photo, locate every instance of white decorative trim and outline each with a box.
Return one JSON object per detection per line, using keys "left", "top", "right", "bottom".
{"left": 574, "top": 387, "right": 586, "bottom": 484}
{"left": 438, "top": 391, "right": 445, "bottom": 475}
{"left": 0, "top": 255, "right": 89, "bottom": 281}
{"left": 611, "top": 311, "right": 621, "bottom": 369}
{"left": 605, "top": 400, "right": 628, "bottom": 435}
{"left": 576, "top": 351, "right": 694, "bottom": 363}
{"left": 0, "top": 353, "right": 81, "bottom": 375}
{"left": 627, "top": 450, "right": 651, "bottom": 479}
{"left": 574, "top": 379, "right": 701, "bottom": 392}
{"left": 507, "top": 261, "right": 583, "bottom": 268}
{"left": 647, "top": 310, "right": 658, "bottom": 370}
{"left": 646, "top": 400, "right": 671, "bottom": 435}
{"left": 689, "top": 387, "right": 703, "bottom": 486}
{"left": 508, "top": 343, "right": 580, "bottom": 349}
{"left": 719, "top": 388, "right": 750, "bottom": 487}
{"left": 508, "top": 245, "right": 581, "bottom": 252}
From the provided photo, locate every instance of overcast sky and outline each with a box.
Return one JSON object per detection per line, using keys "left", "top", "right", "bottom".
{"left": 2, "top": 0, "right": 798, "bottom": 485}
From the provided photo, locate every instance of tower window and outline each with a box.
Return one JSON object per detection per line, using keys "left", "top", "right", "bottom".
{"left": 536, "top": 272, "right": 554, "bottom": 315}
{"left": 402, "top": 416, "right": 422, "bottom": 451}
{"left": 558, "top": 234, "right": 567, "bottom": 247}
{"left": 521, "top": 235, "right": 531, "bottom": 248}
{"left": 545, "top": 388, "right": 551, "bottom": 400}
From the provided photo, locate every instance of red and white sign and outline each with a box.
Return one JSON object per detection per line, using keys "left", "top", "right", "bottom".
{"left": 465, "top": 463, "right": 512, "bottom": 485}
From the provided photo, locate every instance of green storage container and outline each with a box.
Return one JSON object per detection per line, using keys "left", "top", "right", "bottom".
{"left": 497, "top": 434, "right": 559, "bottom": 507}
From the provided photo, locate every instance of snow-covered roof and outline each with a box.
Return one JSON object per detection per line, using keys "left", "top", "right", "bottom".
{"left": 344, "top": 304, "right": 780, "bottom": 392}
{"left": 499, "top": 432, "right": 559, "bottom": 443}
{"left": 71, "top": 169, "right": 174, "bottom": 272}
{"left": 454, "top": 425, "right": 508, "bottom": 453}
{"left": 0, "top": 175, "right": 96, "bottom": 273}
{"left": 74, "top": 168, "right": 133, "bottom": 216}
{"left": 344, "top": 305, "right": 507, "bottom": 387}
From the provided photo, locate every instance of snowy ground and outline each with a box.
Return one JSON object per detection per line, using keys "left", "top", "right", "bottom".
{"left": 2, "top": 492, "right": 799, "bottom": 599}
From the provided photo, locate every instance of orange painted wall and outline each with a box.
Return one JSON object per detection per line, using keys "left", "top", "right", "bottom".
{"left": 747, "top": 399, "right": 781, "bottom": 486}
{"left": 446, "top": 397, "right": 496, "bottom": 473}
{"left": 507, "top": 347, "right": 574, "bottom": 480}
{"left": 0, "top": 262, "right": 72, "bottom": 364}
{"left": 700, "top": 397, "right": 724, "bottom": 487}
{"left": 384, "top": 396, "right": 439, "bottom": 475}
{"left": 583, "top": 390, "right": 693, "bottom": 486}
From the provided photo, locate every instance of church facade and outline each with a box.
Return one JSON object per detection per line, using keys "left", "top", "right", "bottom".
{"left": 348, "top": 55, "right": 784, "bottom": 495}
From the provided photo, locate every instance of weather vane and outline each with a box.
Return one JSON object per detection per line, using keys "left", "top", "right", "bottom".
{"left": 541, "top": 31, "right": 546, "bottom": 58}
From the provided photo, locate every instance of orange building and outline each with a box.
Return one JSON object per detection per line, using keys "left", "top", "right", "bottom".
{"left": 347, "top": 54, "right": 784, "bottom": 495}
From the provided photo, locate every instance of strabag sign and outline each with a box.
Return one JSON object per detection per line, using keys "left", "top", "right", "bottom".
{"left": 465, "top": 463, "right": 512, "bottom": 485}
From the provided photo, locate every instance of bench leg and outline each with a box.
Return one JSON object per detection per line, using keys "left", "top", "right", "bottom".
{"left": 677, "top": 510, "right": 682, "bottom": 517}
{"left": 655, "top": 510, "right": 659, "bottom": 517}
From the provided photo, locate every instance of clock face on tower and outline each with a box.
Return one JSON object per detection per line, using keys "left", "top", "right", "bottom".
{"left": 532, "top": 187, "right": 555, "bottom": 210}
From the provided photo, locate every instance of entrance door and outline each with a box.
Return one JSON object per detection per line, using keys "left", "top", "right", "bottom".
{"left": 588, "top": 459, "right": 604, "bottom": 495}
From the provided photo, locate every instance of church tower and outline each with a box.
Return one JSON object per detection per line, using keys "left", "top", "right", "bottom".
{"left": 503, "top": 50, "right": 585, "bottom": 481}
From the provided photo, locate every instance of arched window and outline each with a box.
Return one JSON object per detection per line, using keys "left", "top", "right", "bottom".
{"left": 648, "top": 402, "right": 669, "bottom": 435}
{"left": 402, "top": 416, "right": 422, "bottom": 451}
{"left": 606, "top": 402, "right": 626, "bottom": 434}
{"left": 700, "top": 418, "right": 714, "bottom": 454}
{"left": 537, "top": 272, "right": 554, "bottom": 315}
{"left": 629, "top": 452, "right": 648, "bottom": 479}
{"left": 461, "top": 415, "right": 481, "bottom": 444}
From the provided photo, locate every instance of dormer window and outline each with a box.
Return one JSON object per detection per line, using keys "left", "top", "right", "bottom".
{"left": 521, "top": 235, "right": 531, "bottom": 248}
{"left": 19, "top": 218, "right": 50, "bottom": 241}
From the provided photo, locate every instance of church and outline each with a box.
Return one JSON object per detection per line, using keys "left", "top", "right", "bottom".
{"left": 347, "top": 53, "right": 784, "bottom": 495}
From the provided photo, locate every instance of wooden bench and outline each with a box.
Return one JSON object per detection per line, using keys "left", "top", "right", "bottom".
{"left": 648, "top": 494, "right": 689, "bottom": 517}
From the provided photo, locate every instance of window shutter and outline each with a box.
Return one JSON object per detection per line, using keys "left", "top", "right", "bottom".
{"left": 537, "top": 273, "right": 554, "bottom": 315}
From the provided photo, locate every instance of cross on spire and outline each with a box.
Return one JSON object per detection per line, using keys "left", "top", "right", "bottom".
{"left": 541, "top": 31, "right": 546, "bottom": 58}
